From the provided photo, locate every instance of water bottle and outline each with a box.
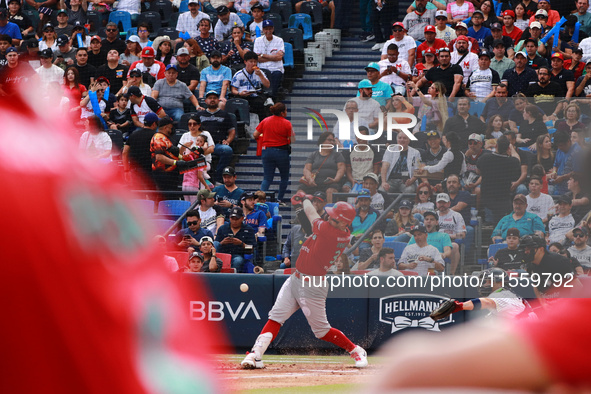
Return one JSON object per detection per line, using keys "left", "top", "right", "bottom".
{"left": 470, "top": 207, "right": 478, "bottom": 227}
{"left": 255, "top": 26, "right": 261, "bottom": 38}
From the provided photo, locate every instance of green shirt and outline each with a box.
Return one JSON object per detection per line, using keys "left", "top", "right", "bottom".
{"left": 490, "top": 57, "right": 515, "bottom": 79}
{"left": 576, "top": 12, "right": 591, "bottom": 36}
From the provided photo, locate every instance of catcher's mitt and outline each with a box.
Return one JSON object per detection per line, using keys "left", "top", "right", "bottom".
{"left": 430, "top": 299, "right": 463, "bottom": 321}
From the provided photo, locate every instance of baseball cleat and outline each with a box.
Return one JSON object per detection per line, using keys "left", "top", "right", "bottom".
{"left": 350, "top": 346, "right": 368, "bottom": 368}
{"left": 241, "top": 352, "right": 264, "bottom": 369}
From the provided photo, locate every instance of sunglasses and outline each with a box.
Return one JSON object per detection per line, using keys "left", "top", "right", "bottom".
{"left": 106, "top": 28, "right": 117, "bottom": 32}
{"left": 418, "top": 191, "right": 430, "bottom": 195}
{"left": 574, "top": 233, "right": 587, "bottom": 238}
{"left": 187, "top": 221, "right": 199, "bottom": 226}
{"left": 468, "top": 140, "right": 479, "bottom": 145}
{"left": 392, "top": 29, "right": 403, "bottom": 32}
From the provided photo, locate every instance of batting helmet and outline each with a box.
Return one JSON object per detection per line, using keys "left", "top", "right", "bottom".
{"left": 477, "top": 268, "right": 509, "bottom": 297}
{"left": 326, "top": 202, "right": 356, "bottom": 225}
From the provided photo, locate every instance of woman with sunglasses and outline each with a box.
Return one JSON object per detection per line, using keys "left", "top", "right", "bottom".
{"left": 413, "top": 182, "right": 435, "bottom": 217}
{"left": 385, "top": 200, "right": 419, "bottom": 242}
{"left": 179, "top": 115, "right": 215, "bottom": 201}
{"left": 38, "top": 22, "right": 57, "bottom": 51}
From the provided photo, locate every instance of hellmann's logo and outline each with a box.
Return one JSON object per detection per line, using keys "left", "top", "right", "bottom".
{"left": 379, "top": 294, "right": 455, "bottom": 333}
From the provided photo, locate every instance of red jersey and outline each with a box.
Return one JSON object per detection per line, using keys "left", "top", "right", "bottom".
{"left": 256, "top": 115, "right": 293, "bottom": 148}
{"left": 416, "top": 39, "right": 448, "bottom": 63}
{"left": 296, "top": 218, "right": 351, "bottom": 276}
{"left": 128, "top": 59, "right": 166, "bottom": 80}
{"left": 150, "top": 132, "right": 176, "bottom": 171}
{"left": 564, "top": 59, "right": 585, "bottom": 80}
{"left": 503, "top": 26, "right": 523, "bottom": 44}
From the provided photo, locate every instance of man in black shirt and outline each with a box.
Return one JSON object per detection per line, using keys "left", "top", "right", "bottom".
{"left": 501, "top": 51, "right": 537, "bottom": 96}
{"left": 122, "top": 112, "right": 158, "bottom": 187}
{"left": 549, "top": 52, "right": 575, "bottom": 99}
{"left": 493, "top": 227, "right": 525, "bottom": 271}
{"left": 483, "top": 22, "right": 514, "bottom": 56}
{"left": 524, "top": 38, "right": 548, "bottom": 70}
{"left": 101, "top": 22, "right": 126, "bottom": 57}
{"left": 95, "top": 49, "right": 128, "bottom": 94}
{"left": 176, "top": 47, "right": 199, "bottom": 92}
{"left": 525, "top": 66, "right": 562, "bottom": 115}
{"left": 74, "top": 47, "right": 95, "bottom": 88}
{"left": 442, "top": 97, "right": 485, "bottom": 150}
{"left": 88, "top": 35, "right": 106, "bottom": 68}
{"left": 416, "top": 47, "right": 464, "bottom": 98}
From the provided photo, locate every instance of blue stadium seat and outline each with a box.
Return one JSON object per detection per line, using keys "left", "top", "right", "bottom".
{"left": 288, "top": 13, "right": 313, "bottom": 40}
{"left": 238, "top": 12, "right": 253, "bottom": 26}
{"left": 281, "top": 27, "right": 304, "bottom": 51}
{"left": 264, "top": 12, "right": 283, "bottom": 36}
{"left": 108, "top": 11, "right": 132, "bottom": 38}
{"left": 299, "top": 0, "right": 322, "bottom": 30}
{"left": 127, "top": 27, "right": 138, "bottom": 38}
{"left": 132, "top": 199, "right": 155, "bottom": 215}
{"left": 383, "top": 241, "right": 407, "bottom": 261}
{"left": 179, "top": 0, "right": 189, "bottom": 12}
{"left": 469, "top": 100, "right": 486, "bottom": 117}
{"left": 151, "top": 0, "right": 173, "bottom": 26}
{"left": 263, "top": 0, "right": 272, "bottom": 12}
{"left": 157, "top": 200, "right": 191, "bottom": 219}
{"left": 283, "top": 42, "right": 294, "bottom": 68}
{"left": 270, "top": 0, "right": 293, "bottom": 26}
{"left": 488, "top": 243, "right": 508, "bottom": 259}
{"left": 151, "top": 219, "right": 177, "bottom": 234}
{"left": 266, "top": 202, "right": 280, "bottom": 216}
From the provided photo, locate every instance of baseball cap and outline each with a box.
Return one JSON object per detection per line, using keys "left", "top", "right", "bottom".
{"left": 392, "top": 22, "right": 406, "bottom": 30}
{"left": 197, "top": 189, "right": 216, "bottom": 200}
{"left": 423, "top": 210, "right": 439, "bottom": 220}
{"left": 436, "top": 193, "right": 450, "bottom": 202}
{"left": 539, "top": 0, "right": 549, "bottom": 3}
{"left": 312, "top": 191, "right": 327, "bottom": 202}
{"left": 363, "top": 173, "right": 379, "bottom": 184}
{"left": 556, "top": 194, "right": 573, "bottom": 204}
{"left": 95, "top": 76, "right": 110, "bottom": 85}
{"left": 26, "top": 39, "right": 39, "bottom": 48}
{"left": 205, "top": 90, "right": 220, "bottom": 97}
{"left": 216, "top": 5, "right": 230, "bottom": 14}
{"left": 200, "top": 236, "right": 214, "bottom": 244}
{"left": 410, "top": 224, "right": 428, "bottom": 234}
{"left": 0, "top": 8, "right": 8, "bottom": 18}
{"left": 479, "top": 50, "right": 491, "bottom": 58}
{"left": 490, "top": 22, "right": 502, "bottom": 30}
{"left": 241, "top": 191, "right": 255, "bottom": 200}
{"left": 141, "top": 46, "right": 155, "bottom": 57}
{"left": 358, "top": 79, "right": 372, "bottom": 89}
{"left": 455, "top": 22, "right": 468, "bottom": 30}
{"left": 189, "top": 252, "right": 204, "bottom": 261}
{"left": 357, "top": 188, "right": 371, "bottom": 199}
{"left": 492, "top": 39, "right": 505, "bottom": 47}
{"left": 424, "top": 25, "right": 436, "bottom": 33}
{"left": 530, "top": 21, "right": 542, "bottom": 29}
{"left": 158, "top": 116, "right": 174, "bottom": 127}
{"left": 222, "top": 167, "right": 235, "bottom": 176}
{"left": 535, "top": 9, "right": 548, "bottom": 17}
{"left": 5, "top": 46, "right": 17, "bottom": 54}
{"left": 165, "top": 64, "right": 178, "bottom": 71}
{"left": 514, "top": 51, "right": 527, "bottom": 58}
{"left": 39, "top": 48, "right": 53, "bottom": 58}
{"left": 57, "top": 8, "right": 67, "bottom": 15}
{"left": 423, "top": 47, "right": 436, "bottom": 56}
{"left": 472, "top": 10, "right": 484, "bottom": 17}
{"left": 365, "top": 62, "right": 380, "bottom": 71}
{"left": 126, "top": 35, "right": 140, "bottom": 43}
{"left": 399, "top": 199, "right": 413, "bottom": 209}
{"left": 251, "top": 2, "right": 264, "bottom": 11}
{"left": 72, "top": 21, "right": 85, "bottom": 30}
{"left": 210, "top": 49, "right": 222, "bottom": 58}
{"left": 435, "top": 10, "right": 447, "bottom": 18}
{"left": 57, "top": 35, "right": 69, "bottom": 46}
{"left": 188, "top": 0, "right": 199, "bottom": 3}
{"left": 42, "top": 22, "right": 54, "bottom": 31}
{"left": 574, "top": 47, "right": 584, "bottom": 55}
{"left": 456, "top": 35, "right": 469, "bottom": 42}
{"left": 143, "top": 112, "right": 159, "bottom": 126}
{"left": 551, "top": 52, "right": 564, "bottom": 61}
{"left": 90, "top": 35, "right": 101, "bottom": 42}
{"left": 502, "top": 10, "right": 515, "bottom": 18}
{"left": 513, "top": 194, "right": 527, "bottom": 204}
{"left": 129, "top": 68, "right": 142, "bottom": 77}
{"left": 126, "top": 85, "right": 142, "bottom": 97}
{"left": 573, "top": 227, "right": 588, "bottom": 236}
{"left": 229, "top": 206, "right": 244, "bottom": 218}
{"left": 468, "top": 133, "right": 483, "bottom": 142}
{"left": 426, "top": 130, "right": 440, "bottom": 139}
{"left": 177, "top": 47, "right": 190, "bottom": 56}
{"left": 262, "top": 19, "right": 274, "bottom": 28}
{"left": 506, "top": 228, "right": 520, "bottom": 238}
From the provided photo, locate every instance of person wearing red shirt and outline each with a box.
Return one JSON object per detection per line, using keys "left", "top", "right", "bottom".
{"left": 449, "top": 22, "right": 480, "bottom": 54}
{"left": 564, "top": 48, "right": 586, "bottom": 80}
{"left": 241, "top": 199, "right": 369, "bottom": 370}
{"left": 502, "top": 10, "right": 523, "bottom": 43}
{"left": 417, "top": 25, "right": 448, "bottom": 63}
{"left": 528, "top": 0, "right": 560, "bottom": 27}
{"left": 129, "top": 46, "right": 166, "bottom": 83}
{"left": 253, "top": 102, "right": 295, "bottom": 202}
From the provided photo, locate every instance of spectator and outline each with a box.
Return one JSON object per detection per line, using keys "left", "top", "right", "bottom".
{"left": 420, "top": 132, "right": 466, "bottom": 179}
{"left": 380, "top": 22, "right": 416, "bottom": 68}
{"left": 79, "top": 115, "right": 111, "bottom": 160}
{"left": 413, "top": 182, "right": 436, "bottom": 216}
{"left": 54, "top": 34, "right": 77, "bottom": 70}
{"left": 515, "top": 22, "right": 547, "bottom": 57}
{"left": 526, "top": 176, "right": 554, "bottom": 224}
{"left": 415, "top": 47, "right": 463, "bottom": 98}
{"left": 492, "top": 194, "right": 545, "bottom": 242}
{"left": 213, "top": 167, "right": 245, "bottom": 218}
{"left": 528, "top": 0, "right": 559, "bottom": 27}
{"left": 152, "top": 64, "right": 201, "bottom": 121}
{"left": 549, "top": 53, "right": 575, "bottom": 100}
{"left": 501, "top": 10, "right": 523, "bottom": 44}
{"left": 485, "top": 40, "right": 515, "bottom": 77}
{"left": 484, "top": 114, "right": 506, "bottom": 140}
{"left": 215, "top": 206, "right": 257, "bottom": 272}
{"left": 179, "top": 115, "right": 215, "bottom": 195}
{"left": 483, "top": 23, "right": 513, "bottom": 57}
{"left": 230, "top": 51, "right": 270, "bottom": 121}
{"left": 381, "top": 131, "right": 422, "bottom": 193}
{"left": 253, "top": 19, "right": 284, "bottom": 99}
{"left": 447, "top": 0, "right": 474, "bottom": 24}
{"left": 575, "top": 0, "right": 591, "bottom": 36}
{"left": 477, "top": 135, "right": 521, "bottom": 222}
{"left": 241, "top": 191, "right": 267, "bottom": 236}
{"left": 58, "top": 0, "right": 86, "bottom": 26}
{"left": 463, "top": 133, "right": 488, "bottom": 198}
{"left": 38, "top": 23, "right": 57, "bottom": 52}
{"left": 403, "top": 0, "right": 436, "bottom": 42}
{"left": 465, "top": 49, "right": 500, "bottom": 100}
{"left": 363, "top": 173, "right": 384, "bottom": 213}
{"left": 153, "top": 235, "right": 179, "bottom": 272}
{"left": 446, "top": 173, "right": 472, "bottom": 225}
{"left": 525, "top": 66, "right": 562, "bottom": 116}
{"left": 450, "top": 22, "right": 479, "bottom": 54}
{"left": 196, "top": 90, "right": 236, "bottom": 183}
{"left": 184, "top": 38, "right": 211, "bottom": 71}
{"left": 371, "top": 0, "right": 399, "bottom": 51}
{"left": 548, "top": 194, "right": 575, "bottom": 244}
{"left": 54, "top": 9, "right": 73, "bottom": 37}
{"left": 367, "top": 247, "right": 403, "bottom": 276}
{"left": 408, "top": 210, "right": 453, "bottom": 262}
{"left": 0, "top": 46, "right": 35, "bottom": 96}
{"left": 63, "top": 66, "right": 86, "bottom": 120}
{"left": 513, "top": 3, "right": 529, "bottom": 31}
{"left": 281, "top": 223, "right": 306, "bottom": 269}
{"left": 333, "top": 100, "right": 367, "bottom": 146}
{"left": 568, "top": 227, "right": 591, "bottom": 272}
{"left": 222, "top": 25, "right": 252, "bottom": 67}
{"left": 351, "top": 190, "right": 382, "bottom": 251}
{"left": 384, "top": 199, "right": 419, "bottom": 242}
{"left": 214, "top": 5, "right": 243, "bottom": 42}
{"left": 199, "top": 49, "right": 231, "bottom": 106}
{"left": 419, "top": 131, "right": 446, "bottom": 183}
{"left": 360, "top": 61, "right": 393, "bottom": 107}
{"left": 254, "top": 102, "right": 294, "bottom": 202}
{"left": 117, "top": 68, "right": 152, "bottom": 98}
{"left": 176, "top": 0, "right": 210, "bottom": 39}
{"left": 435, "top": 192, "right": 465, "bottom": 274}
{"left": 101, "top": 22, "right": 126, "bottom": 56}
{"left": 122, "top": 111, "right": 157, "bottom": 186}
{"left": 129, "top": 47, "right": 166, "bottom": 87}
{"left": 246, "top": 2, "right": 264, "bottom": 39}
{"left": 95, "top": 49, "right": 128, "bottom": 94}
{"left": 8, "top": 0, "right": 32, "bottom": 38}
{"left": 199, "top": 236, "right": 223, "bottom": 272}
{"left": 563, "top": 48, "right": 585, "bottom": 81}
{"left": 196, "top": 19, "right": 220, "bottom": 58}
{"left": 468, "top": 10, "right": 491, "bottom": 48}
{"left": 533, "top": 134, "right": 554, "bottom": 176}
{"left": 36, "top": 48, "right": 64, "bottom": 89}
{"left": 408, "top": 80, "right": 448, "bottom": 131}
{"left": 127, "top": 85, "right": 165, "bottom": 128}
{"left": 574, "top": 59, "right": 591, "bottom": 97}
{"left": 504, "top": 130, "right": 531, "bottom": 195}
{"left": 451, "top": 35, "right": 479, "bottom": 86}
{"left": 300, "top": 131, "right": 345, "bottom": 202}
{"left": 196, "top": 189, "right": 225, "bottom": 235}
{"left": 480, "top": 83, "right": 512, "bottom": 122}
{"left": 398, "top": 224, "right": 445, "bottom": 275}
{"left": 507, "top": 94, "right": 528, "bottom": 132}
{"left": 0, "top": 7, "right": 21, "bottom": 46}
{"left": 350, "top": 79, "right": 380, "bottom": 130}
{"left": 550, "top": 130, "right": 581, "bottom": 195}
{"left": 443, "top": 98, "right": 485, "bottom": 149}
{"left": 417, "top": 25, "right": 448, "bottom": 64}
{"left": 73, "top": 47, "right": 95, "bottom": 88}
{"left": 566, "top": 173, "right": 591, "bottom": 223}
{"left": 311, "top": 191, "right": 328, "bottom": 219}
{"left": 150, "top": 116, "right": 185, "bottom": 191}
{"left": 185, "top": 252, "right": 205, "bottom": 273}
{"left": 175, "top": 210, "right": 215, "bottom": 251}
{"left": 88, "top": 35, "right": 106, "bottom": 68}
{"left": 491, "top": 227, "right": 525, "bottom": 270}
{"left": 386, "top": 94, "right": 416, "bottom": 121}
{"left": 107, "top": 93, "right": 132, "bottom": 135}
{"left": 236, "top": 0, "right": 268, "bottom": 13}
{"left": 479, "top": 0, "right": 501, "bottom": 28}
{"left": 411, "top": 47, "right": 436, "bottom": 86}
{"left": 435, "top": 11, "right": 456, "bottom": 44}
{"left": 175, "top": 47, "right": 199, "bottom": 94}
{"left": 517, "top": 104, "right": 547, "bottom": 148}
{"left": 136, "top": 22, "right": 152, "bottom": 49}
{"left": 153, "top": 36, "right": 177, "bottom": 67}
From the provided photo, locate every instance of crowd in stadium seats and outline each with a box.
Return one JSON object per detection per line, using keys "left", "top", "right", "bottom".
{"left": 1, "top": 0, "right": 590, "bottom": 280}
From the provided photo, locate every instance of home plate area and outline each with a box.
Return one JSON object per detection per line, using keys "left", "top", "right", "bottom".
{"left": 217, "top": 354, "right": 380, "bottom": 391}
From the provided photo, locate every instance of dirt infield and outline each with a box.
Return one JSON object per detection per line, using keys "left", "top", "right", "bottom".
{"left": 217, "top": 354, "right": 381, "bottom": 392}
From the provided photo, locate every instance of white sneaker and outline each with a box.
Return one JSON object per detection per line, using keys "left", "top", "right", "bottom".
{"left": 371, "top": 42, "right": 384, "bottom": 51}
{"left": 264, "top": 97, "right": 274, "bottom": 106}
{"left": 241, "top": 352, "right": 265, "bottom": 369}
{"left": 350, "top": 346, "right": 368, "bottom": 368}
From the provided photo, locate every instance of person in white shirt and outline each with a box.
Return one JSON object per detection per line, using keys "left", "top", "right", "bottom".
{"left": 368, "top": 247, "right": 404, "bottom": 276}
{"left": 568, "top": 228, "right": 591, "bottom": 272}
{"left": 333, "top": 99, "right": 369, "bottom": 147}
{"left": 451, "top": 35, "right": 478, "bottom": 85}
{"left": 253, "top": 19, "right": 284, "bottom": 98}
{"left": 548, "top": 195, "right": 576, "bottom": 245}
{"left": 348, "top": 80, "right": 381, "bottom": 130}
{"left": 526, "top": 176, "right": 554, "bottom": 224}
{"left": 36, "top": 48, "right": 64, "bottom": 91}
{"left": 176, "top": 0, "right": 211, "bottom": 39}
{"left": 398, "top": 224, "right": 445, "bottom": 275}
{"left": 465, "top": 50, "right": 500, "bottom": 101}
{"left": 378, "top": 43, "right": 411, "bottom": 95}
{"left": 381, "top": 22, "right": 416, "bottom": 67}
{"left": 214, "top": 6, "right": 244, "bottom": 42}
{"left": 435, "top": 10, "right": 456, "bottom": 44}
{"left": 436, "top": 192, "right": 465, "bottom": 274}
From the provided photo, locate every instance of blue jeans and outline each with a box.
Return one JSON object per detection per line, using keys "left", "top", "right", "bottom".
{"left": 163, "top": 106, "right": 184, "bottom": 122}
{"left": 267, "top": 70, "right": 283, "bottom": 98}
{"left": 359, "top": 0, "right": 372, "bottom": 32}
{"left": 261, "top": 147, "right": 290, "bottom": 201}
{"left": 231, "top": 255, "right": 246, "bottom": 272}
{"left": 213, "top": 144, "right": 234, "bottom": 182}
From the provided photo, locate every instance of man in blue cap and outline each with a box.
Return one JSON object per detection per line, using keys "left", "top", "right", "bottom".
{"left": 351, "top": 188, "right": 381, "bottom": 250}
{"left": 253, "top": 19, "right": 284, "bottom": 99}
{"left": 358, "top": 61, "right": 393, "bottom": 107}
{"left": 348, "top": 79, "right": 381, "bottom": 131}
{"left": 153, "top": 64, "right": 202, "bottom": 121}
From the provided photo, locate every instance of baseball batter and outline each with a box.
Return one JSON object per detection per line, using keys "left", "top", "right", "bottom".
{"left": 241, "top": 197, "right": 368, "bottom": 369}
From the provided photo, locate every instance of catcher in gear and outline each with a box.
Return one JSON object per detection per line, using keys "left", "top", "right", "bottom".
{"left": 241, "top": 198, "right": 369, "bottom": 369}
{"left": 431, "top": 268, "right": 532, "bottom": 321}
